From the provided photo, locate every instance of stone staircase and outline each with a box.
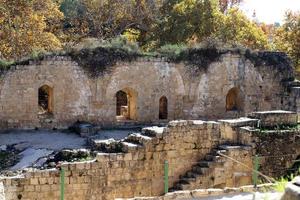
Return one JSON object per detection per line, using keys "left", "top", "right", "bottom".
{"left": 88, "top": 126, "right": 164, "bottom": 153}
{"left": 88, "top": 125, "right": 252, "bottom": 191}
{"left": 170, "top": 146, "right": 236, "bottom": 191}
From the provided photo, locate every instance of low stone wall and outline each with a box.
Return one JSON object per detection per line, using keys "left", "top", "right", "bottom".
{"left": 237, "top": 128, "right": 300, "bottom": 178}
{"left": 0, "top": 111, "right": 298, "bottom": 199}
{"left": 219, "top": 111, "right": 300, "bottom": 179}
{"left": 248, "top": 110, "right": 298, "bottom": 128}
{"left": 0, "top": 121, "right": 219, "bottom": 199}
{"left": 116, "top": 183, "right": 275, "bottom": 200}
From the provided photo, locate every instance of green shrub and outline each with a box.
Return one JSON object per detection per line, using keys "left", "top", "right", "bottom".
{"left": 157, "top": 44, "right": 187, "bottom": 59}
{"left": 0, "top": 60, "right": 14, "bottom": 74}
{"left": 72, "top": 36, "right": 140, "bottom": 54}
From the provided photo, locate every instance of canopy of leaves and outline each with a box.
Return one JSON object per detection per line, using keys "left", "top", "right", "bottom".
{"left": 274, "top": 11, "right": 300, "bottom": 72}
{"left": 149, "top": 0, "right": 221, "bottom": 47}
{"left": 216, "top": 8, "right": 270, "bottom": 50}
{"left": 0, "top": 0, "right": 63, "bottom": 60}
{"left": 0, "top": 0, "right": 298, "bottom": 71}
{"left": 147, "top": 0, "right": 269, "bottom": 51}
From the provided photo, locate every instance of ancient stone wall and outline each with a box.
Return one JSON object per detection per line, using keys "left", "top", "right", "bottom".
{"left": 0, "top": 120, "right": 253, "bottom": 200}
{"left": 236, "top": 111, "right": 300, "bottom": 178}
{"left": 238, "top": 128, "right": 300, "bottom": 178}
{"left": 0, "top": 52, "right": 298, "bottom": 129}
{"left": 0, "top": 57, "right": 91, "bottom": 129}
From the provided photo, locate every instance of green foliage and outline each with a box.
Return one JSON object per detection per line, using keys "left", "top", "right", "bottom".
{"left": 68, "top": 38, "right": 141, "bottom": 77}
{"left": 0, "top": 0, "right": 63, "bottom": 60}
{"left": 157, "top": 44, "right": 188, "bottom": 59}
{"left": 273, "top": 171, "right": 300, "bottom": 192}
{"left": 150, "top": 0, "right": 222, "bottom": 46}
{"left": 273, "top": 177, "right": 288, "bottom": 192}
{"left": 74, "top": 36, "right": 140, "bottom": 54}
{"left": 274, "top": 11, "right": 300, "bottom": 70}
{"left": 108, "top": 37, "right": 140, "bottom": 53}
{"left": 147, "top": 0, "right": 270, "bottom": 52}
{"left": 0, "top": 60, "right": 14, "bottom": 72}
{"left": 216, "top": 8, "right": 270, "bottom": 50}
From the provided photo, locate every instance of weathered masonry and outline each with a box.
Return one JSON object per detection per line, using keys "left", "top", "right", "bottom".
{"left": 0, "top": 48, "right": 299, "bottom": 129}
{"left": 0, "top": 111, "right": 299, "bottom": 200}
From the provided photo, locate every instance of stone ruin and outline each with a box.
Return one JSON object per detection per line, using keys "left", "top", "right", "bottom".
{"left": 0, "top": 48, "right": 299, "bottom": 199}
{"left": 0, "top": 48, "right": 299, "bottom": 129}
{"left": 0, "top": 110, "right": 298, "bottom": 199}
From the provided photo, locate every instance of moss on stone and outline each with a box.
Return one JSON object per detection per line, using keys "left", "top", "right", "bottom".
{"left": 68, "top": 47, "right": 140, "bottom": 77}
{"left": 0, "top": 46, "right": 295, "bottom": 79}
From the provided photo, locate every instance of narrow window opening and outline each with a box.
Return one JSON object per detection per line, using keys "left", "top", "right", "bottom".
{"left": 38, "top": 85, "right": 53, "bottom": 115}
{"left": 226, "top": 87, "right": 241, "bottom": 111}
{"left": 159, "top": 96, "right": 168, "bottom": 119}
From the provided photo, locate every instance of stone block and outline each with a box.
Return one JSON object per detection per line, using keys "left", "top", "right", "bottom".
{"left": 248, "top": 110, "right": 298, "bottom": 128}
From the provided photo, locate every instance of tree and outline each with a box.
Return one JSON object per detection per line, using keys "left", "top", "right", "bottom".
{"left": 72, "top": 0, "right": 160, "bottom": 41}
{"left": 219, "top": 0, "right": 242, "bottom": 13}
{"left": 149, "top": 0, "right": 222, "bottom": 47}
{"left": 59, "top": 0, "right": 90, "bottom": 43}
{"left": 147, "top": 0, "right": 269, "bottom": 50}
{"left": 274, "top": 11, "right": 300, "bottom": 71}
{"left": 216, "top": 8, "right": 270, "bottom": 50}
{"left": 0, "top": 0, "right": 63, "bottom": 60}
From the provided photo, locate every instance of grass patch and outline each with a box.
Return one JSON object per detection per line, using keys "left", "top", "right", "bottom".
{"left": 273, "top": 177, "right": 289, "bottom": 192}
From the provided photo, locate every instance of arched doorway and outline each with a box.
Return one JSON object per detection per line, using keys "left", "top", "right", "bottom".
{"left": 226, "top": 87, "right": 241, "bottom": 111}
{"left": 159, "top": 96, "right": 168, "bottom": 119}
{"left": 116, "top": 88, "right": 137, "bottom": 120}
{"left": 116, "top": 90, "right": 128, "bottom": 118}
{"left": 38, "top": 85, "right": 53, "bottom": 114}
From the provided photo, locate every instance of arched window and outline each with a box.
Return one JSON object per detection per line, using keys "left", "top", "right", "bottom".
{"left": 38, "top": 85, "right": 53, "bottom": 114}
{"left": 116, "top": 90, "right": 128, "bottom": 118}
{"left": 226, "top": 87, "right": 241, "bottom": 111}
{"left": 159, "top": 96, "right": 168, "bottom": 119}
{"left": 116, "top": 88, "right": 137, "bottom": 120}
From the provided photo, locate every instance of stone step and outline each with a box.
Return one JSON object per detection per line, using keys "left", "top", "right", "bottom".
{"left": 212, "top": 149, "right": 228, "bottom": 156}
{"left": 186, "top": 171, "right": 201, "bottom": 178}
{"left": 170, "top": 146, "right": 229, "bottom": 192}
{"left": 197, "top": 161, "right": 213, "bottom": 168}
{"left": 141, "top": 126, "right": 164, "bottom": 137}
{"left": 124, "top": 133, "right": 152, "bottom": 145}
{"left": 205, "top": 154, "right": 214, "bottom": 161}
{"left": 88, "top": 138, "right": 141, "bottom": 153}
{"left": 173, "top": 182, "right": 191, "bottom": 191}
{"left": 120, "top": 142, "right": 141, "bottom": 153}
{"left": 191, "top": 166, "right": 211, "bottom": 175}
{"left": 181, "top": 177, "right": 196, "bottom": 183}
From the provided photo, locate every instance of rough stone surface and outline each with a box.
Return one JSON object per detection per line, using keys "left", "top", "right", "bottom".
{"left": 0, "top": 111, "right": 299, "bottom": 199}
{"left": 0, "top": 53, "right": 299, "bottom": 129}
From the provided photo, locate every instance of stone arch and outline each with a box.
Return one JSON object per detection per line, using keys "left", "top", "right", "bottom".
{"left": 38, "top": 85, "right": 53, "bottom": 114}
{"left": 226, "top": 87, "right": 242, "bottom": 111}
{"left": 115, "top": 88, "right": 137, "bottom": 120}
{"left": 170, "top": 68, "right": 186, "bottom": 96}
{"left": 159, "top": 96, "right": 168, "bottom": 120}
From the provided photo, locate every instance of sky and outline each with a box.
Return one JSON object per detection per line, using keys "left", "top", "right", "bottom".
{"left": 240, "top": 0, "right": 300, "bottom": 24}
